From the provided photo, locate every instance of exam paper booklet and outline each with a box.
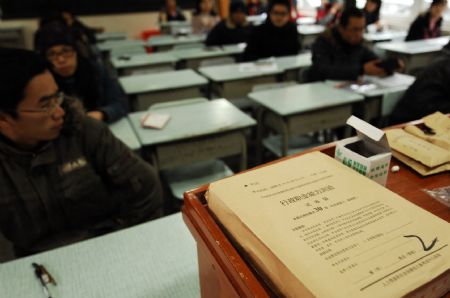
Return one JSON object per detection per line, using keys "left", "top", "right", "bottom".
{"left": 207, "top": 151, "right": 450, "bottom": 298}
{"left": 386, "top": 112, "right": 450, "bottom": 176}
{"left": 141, "top": 112, "right": 171, "bottom": 129}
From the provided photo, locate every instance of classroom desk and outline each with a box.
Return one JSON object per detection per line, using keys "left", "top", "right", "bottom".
{"left": 363, "top": 30, "right": 407, "bottom": 44}
{"left": 297, "top": 24, "right": 325, "bottom": 49}
{"left": 326, "top": 73, "right": 416, "bottom": 122}
{"left": 247, "top": 14, "right": 267, "bottom": 26}
{"left": 198, "top": 53, "right": 312, "bottom": 98}
{"left": 148, "top": 34, "right": 206, "bottom": 52}
{"left": 111, "top": 52, "right": 178, "bottom": 76}
{"left": 0, "top": 213, "right": 200, "bottom": 298}
{"left": 95, "top": 32, "right": 127, "bottom": 42}
{"left": 182, "top": 136, "right": 450, "bottom": 298}
{"left": 160, "top": 21, "right": 192, "bottom": 35}
{"left": 108, "top": 117, "right": 141, "bottom": 151}
{"left": 0, "top": 25, "right": 25, "bottom": 48}
{"left": 128, "top": 99, "right": 256, "bottom": 171}
{"left": 119, "top": 69, "right": 208, "bottom": 111}
{"left": 375, "top": 36, "right": 450, "bottom": 73}
{"left": 96, "top": 39, "right": 145, "bottom": 53}
{"left": 171, "top": 44, "right": 245, "bottom": 69}
{"left": 249, "top": 82, "right": 364, "bottom": 157}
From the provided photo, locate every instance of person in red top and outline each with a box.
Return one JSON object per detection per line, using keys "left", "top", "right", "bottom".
{"left": 316, "top": 0, "right": 343, "bottom": 27}
{"left": 405, "top": 0, "right": 448, "bottom": 41}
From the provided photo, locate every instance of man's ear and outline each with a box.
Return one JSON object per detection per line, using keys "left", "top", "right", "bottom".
{"left": 0, "top": 112, "right": 14, "bottom": 133}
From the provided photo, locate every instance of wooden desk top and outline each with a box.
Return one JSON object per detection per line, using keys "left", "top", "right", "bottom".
{"left": 183, "top": 128, "right": 450, "bottom": 297}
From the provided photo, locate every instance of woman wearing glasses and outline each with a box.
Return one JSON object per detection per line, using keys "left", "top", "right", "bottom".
{"left": 35, "top": 24, "right": 127, "bottom": 123}
{"left": 243, "top": 0, "right": 300, "bottom": 61}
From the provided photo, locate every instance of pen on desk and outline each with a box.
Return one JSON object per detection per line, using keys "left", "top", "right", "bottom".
{"left": 32, "top": 263, "right": 56, "bottom": 298}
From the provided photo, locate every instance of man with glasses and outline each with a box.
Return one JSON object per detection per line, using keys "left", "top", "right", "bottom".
{"left": 310, "top": 7, "right": 393, "bottom": 81}
{"left": 0, "top": 48, "right": 163, "bottom": 258}
{"left": 243, "top": 0, "right": 300, "bottom": 61}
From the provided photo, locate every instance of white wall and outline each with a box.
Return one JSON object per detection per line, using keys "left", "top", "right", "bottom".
{"left": 0, "top": 10, "right": 192, "bottom": 49}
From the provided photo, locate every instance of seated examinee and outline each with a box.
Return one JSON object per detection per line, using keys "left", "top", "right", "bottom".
{"left": 206, "top": 0, "right": 253, "bottom": 46}
{"left": 247, "top": 0, "right": 267, "bottom": 15}
{"left": 363, "top": 0, "right": 382, "bottom": 28}
{"left": 192, "top": 0, "right": 221, "bottom": 34}
{"left": 35, "top": 11, "right": 98, "bottom": 62}
{"left": 159, "top": 0, "right": 186, "bottom": 22}
{"left": 243, "top": 0, "right": 300, "bottom": 61}
{"left": 35, "top": 25, "right": 127, "bottom": 123}
{"left": 390, "top": 56, "right": 450, "bottom": 124}
{"left": 405, "top": 0, "right": 447, "bottom": 41}
{"left": 0, "top": 48, "right": 163, "bottom": 257}
{"left": 310, "top": 8, "right": 399, "bottom": 81}
{"left": 316, "top": 0, "right": 343, "bottom": 27}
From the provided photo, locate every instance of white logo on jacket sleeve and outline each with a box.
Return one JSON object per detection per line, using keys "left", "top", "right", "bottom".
{"left": 60, "top": 157, "right": 88, "bottom": 174}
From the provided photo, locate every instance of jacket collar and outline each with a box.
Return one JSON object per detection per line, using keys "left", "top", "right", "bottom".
{"left": 0, "top": 134, "right": 57, "bottom": 169}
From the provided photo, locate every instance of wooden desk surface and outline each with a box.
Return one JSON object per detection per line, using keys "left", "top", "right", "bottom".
{"left": 249, "top": 82, "right": 363, "bottom": 116}
{"left": 183, "top": 133, "right": 450, "bottom": 297}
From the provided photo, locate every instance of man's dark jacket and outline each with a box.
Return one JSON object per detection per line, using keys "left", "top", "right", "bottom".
{"left": 310, "top": 27, "right": 378, "bottom": 81}
{"left": 0, "top": 100, "right": 163, "bottom": 257}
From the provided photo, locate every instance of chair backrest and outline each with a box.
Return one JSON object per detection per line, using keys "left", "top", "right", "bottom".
{"left": 381, "top": 89, "right": 406, "bottom": 117}
{"left": 251, "top": 81, "right": 298, "bottom": 92}
{"left": 199, "top": 56, "right": 235, "bottom": 68}
{"left": 149, "top": 97, "right": 208, "bottom": 110}
{"left": 172, "top": 42, "right": 204, "bottom": 51}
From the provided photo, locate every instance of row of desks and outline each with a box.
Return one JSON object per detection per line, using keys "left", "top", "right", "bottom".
{"left": 111, "top": 74, "right": 414, "bottom": 167}
{"left": 117, "top": 53, "right": 312, "bottom": 110}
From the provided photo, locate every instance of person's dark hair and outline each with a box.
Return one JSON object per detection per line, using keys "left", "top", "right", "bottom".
{"left": 268, "top": 0, "right": 291, "bottom": 12}
{"left": 339, "top": 7, "right": 365, "bottom": 27}
{"left": 0, "top": 48, "right": 48, "bottom": 117}
{"left": 431, "top": 0, "right": 448, "bottom": 6}
{"left": 35, "top": 23, "right": 75, "bottom": 56}
{"left": 38, "top": 10, "right": 66, "bottom": 28}
{"left": 194, "top": 0, "right": 217, "bottom": 16}
{"left": 366, "top": 0, "right": 382, "bottom": 15}
{"left": 230, "top": 0, "right": 247, "bottom": 14}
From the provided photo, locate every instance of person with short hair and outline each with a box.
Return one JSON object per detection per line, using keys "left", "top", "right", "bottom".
{"left": 363, "top": 0, "right": 382, "bottom": 28}
{"left": 206, "top": 0, "right": 253, "bottom": 46}
{"left": 0, "top": 48, "right": 163, "bottom": 257}
{"left": 35, "top": 25, "right": 127, "bottom": 123}
{"left": 159, "top": 0, "right": 186, "bottom": 22}
{"left": 192, "top": 0, "right": 221, "bottom": 34}
{"left": 243, "top": 0, "right": 300, "bottom": 61}
{"left": 310, "top": 7, "right": 398, "bottom": 81}
{"left": 405, "top": 0, "right": 448, "bottom": 41}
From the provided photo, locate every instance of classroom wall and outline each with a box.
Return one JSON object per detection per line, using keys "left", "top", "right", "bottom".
{"left": 0, "top": 10, "right": 193, "bottom": 49}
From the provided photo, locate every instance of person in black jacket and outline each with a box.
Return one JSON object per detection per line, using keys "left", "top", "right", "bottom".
{"left": 363, "top": 0, "right": 382, "bottom": 27}
{"left": 310, "top": 7, "right": 396, "bottom": 81}
{"left": 35, "top": 24, "right": 127, "bottom": 123}
{"left": 243, "top": 0, "right": 300, "bottom": 61}
{"left": 0, "top": 48, "right": 163, "bottom": 257}
{"left": 206, "top": 0, "right": 253, "bottom": 46}
{"left": 405, "top": 0, "right": 447, "bottom": 41}
{"left": 159, "top": 0, "right": 186, "bottom": 22}
{"left": 390, "top": 56, "right": 450, "bottom": 124}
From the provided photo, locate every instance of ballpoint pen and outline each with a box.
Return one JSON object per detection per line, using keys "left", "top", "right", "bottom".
{"left": 32, "top": 263, "right": 57, "bottom": 298}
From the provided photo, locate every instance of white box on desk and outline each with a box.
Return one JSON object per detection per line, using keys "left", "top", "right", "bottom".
{"left": 335, "top": 115, "right": 392, "bottom": 186}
